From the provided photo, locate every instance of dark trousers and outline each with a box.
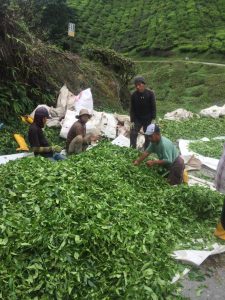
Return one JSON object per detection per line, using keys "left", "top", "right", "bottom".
{"left": 221, "top": 198, "right": 225, "bottom": 229}
{"left": 130, "top": 119, "right": 151, "bottom": 150}
{"left": 168, "top": 156, "right": 185, "bottom": 185}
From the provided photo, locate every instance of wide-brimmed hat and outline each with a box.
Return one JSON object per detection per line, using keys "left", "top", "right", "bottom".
{"left": 76, "top": 109, "right": 92, "bottom": 119}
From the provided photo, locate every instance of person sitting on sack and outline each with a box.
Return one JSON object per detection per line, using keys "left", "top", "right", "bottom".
{"left": 66, "top": 109, "right": 98, "bottom": 155}
{"left": 214, "top": 144, "right": 225, "bottom": 240}
{"left": 133, "top": 124, "right": 185, "bottom": 185}
{"left": 28, "top": 107, "right": 64, "bottom": 160}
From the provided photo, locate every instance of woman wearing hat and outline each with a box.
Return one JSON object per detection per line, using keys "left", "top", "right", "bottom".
{"left": 66, "top": 109, "right": 97, "bottom": 154}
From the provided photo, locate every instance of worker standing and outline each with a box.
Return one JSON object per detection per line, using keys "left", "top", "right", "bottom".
{"left": 133, "top": 124, "right": 184, "bottom": 185}
{"left": 214, "top": 144, "right": 225, "bottom": 240}
{"left": 28, "top": 107, "right": 64, "bottom": 160}
{"left": 130, "top": 76, "right": 156, "bottom": 149}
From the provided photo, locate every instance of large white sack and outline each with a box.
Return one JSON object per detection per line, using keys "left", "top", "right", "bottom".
{"left": 57, "top": 85, "right": 76, "bottom": 110}
{"left": 200, "top": 105, "right": 225, "bottom": 118}
{"left": 99, "top": 112, "right": 117, "bottom": 139}
{"left": 164, "top": 108, "right": 194, "bottom": 121}
{"left": 74, "top": 88, "right": 93, "bottom": 114}
{"left": 60, "top": 110, "right": 77, "bottom": 139}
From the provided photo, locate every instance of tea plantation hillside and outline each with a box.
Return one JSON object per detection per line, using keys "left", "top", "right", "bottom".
{"left": 68, "top": 0, "right": 225, "bottom": 56}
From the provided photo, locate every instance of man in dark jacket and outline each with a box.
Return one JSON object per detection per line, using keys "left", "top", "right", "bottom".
{"left": 130, "top": 76, "right": 156, "bottom": 149}
{"left": 28, "top": 107, "right": 64, "bottom": 160}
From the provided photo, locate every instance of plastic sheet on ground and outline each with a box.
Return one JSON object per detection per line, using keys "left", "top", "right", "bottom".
{"left": 172, "top": 243, "right": 225, "bottom": 267}
{"left": 0, "top": 153, "right": 33, "bottom": 165}
{"left": 111, "top": 135, "right": 130, "bottom": 147}
{"left": 164, "top": 108, "right": 195, "bottom": 121}
{"left": 179, "top": 139, "right": 219, "bottom": 171}
{"left": 188, "top": 175, "right": 215, "bottom": 190}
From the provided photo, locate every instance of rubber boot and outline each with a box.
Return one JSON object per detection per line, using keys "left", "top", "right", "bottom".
{"left": 14, "top": 134, "right": 29, "bottom": 151}
{"left": 214, "top": 222, "right": 225, "bottom": 240}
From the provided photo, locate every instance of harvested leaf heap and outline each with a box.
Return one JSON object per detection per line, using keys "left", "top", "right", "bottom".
{"left": 0, "top": 143, "right": 223, "bottom": 299}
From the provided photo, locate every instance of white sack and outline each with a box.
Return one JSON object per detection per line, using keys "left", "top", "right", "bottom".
{"left": 60, "top": 110, "right": 77, "bottom": 139}
{"left": 200, "top": 105, "right": 225, "bottom": 118}
{"left": 164, "top": 108, "right": 194, "bottom": 121}
{"left": 56, "top": 85, "right": 76, "bottom": 110}
{"left": 100, "top": 113, "right": 117, "bottom": 139}
{"left": 74, "top": 88, "right": 93, "bottom": 114}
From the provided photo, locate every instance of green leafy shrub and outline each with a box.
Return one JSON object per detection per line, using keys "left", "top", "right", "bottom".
{"left": 83, "top": 45, "right": 136, "bottom": 85}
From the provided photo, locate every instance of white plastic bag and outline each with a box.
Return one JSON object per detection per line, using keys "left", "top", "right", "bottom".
{"left": 74, "top": 88, "right": 93, "bottom": 114}
{"left": 60, "top": 110, "right": 77, "bottom": 139}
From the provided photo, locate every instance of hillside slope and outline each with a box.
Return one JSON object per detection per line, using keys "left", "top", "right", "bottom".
{"left": 68, "top": 0, "right": 225, "bottom": 56}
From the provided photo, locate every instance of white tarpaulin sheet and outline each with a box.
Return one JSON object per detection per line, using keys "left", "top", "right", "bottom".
{"left": 172, "top": 243, "right": 225, "bottom": 267}
{"left": 0, "top": 153, "right": 33, "bottom": 165}
{"left": 179, "top": 139, "right": 219, "bottom": 171}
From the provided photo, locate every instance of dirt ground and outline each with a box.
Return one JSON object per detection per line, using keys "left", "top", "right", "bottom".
{"left": 181, "top": 253, "right": 225, "bottom": 299}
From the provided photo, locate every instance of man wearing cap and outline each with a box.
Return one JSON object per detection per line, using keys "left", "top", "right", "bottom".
{"left": 133, "top": 124, "right": 185, "bottom": 185}
{"left": 28, "top": 107, "right": 64, "bottom": 160}
{"left": 130, "top": 76, "right": 156, "bottom": 149}
{"left": 66, "top": 109, "right": 97, "bottom": 154}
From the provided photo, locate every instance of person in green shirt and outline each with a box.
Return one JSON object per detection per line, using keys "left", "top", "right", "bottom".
{"left": 133, "top": 124, "right": 185, "bottom": 185}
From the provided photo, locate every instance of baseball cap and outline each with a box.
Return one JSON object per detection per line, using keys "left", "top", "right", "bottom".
{"left": 145, "top": 124, "right": 160, "bottom": 136}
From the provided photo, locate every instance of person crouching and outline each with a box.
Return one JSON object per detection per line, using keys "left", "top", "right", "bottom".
{"left": 66, "top": 109, "right": 96, "bottom": 154}
{"left": 133, "top": 124, "right": 185, "bottom": 185}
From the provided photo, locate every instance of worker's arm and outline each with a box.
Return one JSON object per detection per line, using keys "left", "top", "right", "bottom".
{"left": 31, "top": 146, "right": 53, "bottom": 153}
{"left": 133, "top": 151, "right": 150, "bottom": 166}
{"left": 146, "top": 159, "right": 166, "bottom": 167}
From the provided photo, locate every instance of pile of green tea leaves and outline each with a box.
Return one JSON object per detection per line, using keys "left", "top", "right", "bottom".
{"left": 160, "top": 117, "right": 225, "bottom": 142}
{"left": 0, "top": 142, "right": 223, "bottom": 299}
{"left": 189, "top": 139, "right": 225, "bottom": 159}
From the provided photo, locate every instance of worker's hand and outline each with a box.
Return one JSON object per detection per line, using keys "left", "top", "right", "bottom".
{"left": 146, "top": 160, "right": 155, "bottom": 167}
{"left": 91, "top": 134, "right": 100, "bottom": 142}
{"left": 133, "top": 160, "right": 140, "bottom": 166}
{"left": 52, "top": 145, "right": 63, "bottom": 153}
{"left": 130, "top": 122, "right": 135, "bottom": 129}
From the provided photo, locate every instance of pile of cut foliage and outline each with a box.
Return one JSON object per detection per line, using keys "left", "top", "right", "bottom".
{"left": 0, "top": 142, "right": 223, "bottom": 299}
{"left": 189, "top": 139, "right": 225, "bottom": 159}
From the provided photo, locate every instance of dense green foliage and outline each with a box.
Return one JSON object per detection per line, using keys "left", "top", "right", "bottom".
{"left": 83, "top": 45, "right": 136, "bottom": 85}
{"left": 0, "top": 143, "right": 223, "bottom": 299}
{"left": 0, "top": 1, "right": 129, "bottom": 122}
{"left": 136, "top": 61, "right": 225, "bottom": 115}
{"left": 189, "top": 139, "right": 225, "bottom": 159}
{"left": 68, "top": 0, "right": 225, "bottom": 55}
